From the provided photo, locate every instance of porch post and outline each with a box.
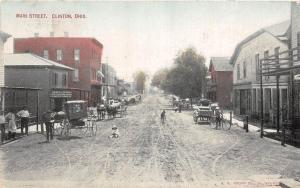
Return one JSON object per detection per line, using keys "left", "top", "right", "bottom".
{"left": 276, "top": 76, "right": 280, "bottom": 133}
{"left": 260, "top": 59, "right": 264, "bottom": 138}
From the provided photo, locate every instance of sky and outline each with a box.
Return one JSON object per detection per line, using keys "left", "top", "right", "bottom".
{"left": 0, "top": 1, "right": 290, "bottom": 81}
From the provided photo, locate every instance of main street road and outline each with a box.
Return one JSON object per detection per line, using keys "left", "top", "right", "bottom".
{"left": 1, "top": 94, "right": 300, "bottom": 188}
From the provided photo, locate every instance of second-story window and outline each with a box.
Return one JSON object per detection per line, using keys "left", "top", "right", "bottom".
{"left": 264, "top": 50, "right": 269, "bottom": 80}
{"left": 73, "top": 69, "right": 79, "bottom": 82}
{"left": 56, "top": 49, "right": 63, "bottom": 61}
{"left": 74, "top": 49, "right": 80, "bottom": 62}
{"left": 237, "top": 64, "right": 240, "bottom": 80}
{"left": 243, "top": 61, "right": 247, "bottom": 78}
{"left": 62, "top": 74, "right": 67, "bottom": 87}
{"left": 52, "top": 72, "right": 58, "bottom": 86}
{"left": 43, "top": 50, "right": 49, "bottom": 59}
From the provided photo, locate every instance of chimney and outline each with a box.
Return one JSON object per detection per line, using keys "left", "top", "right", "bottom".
{"left": 34, "top": 32, "right": 39, "bottom": 37}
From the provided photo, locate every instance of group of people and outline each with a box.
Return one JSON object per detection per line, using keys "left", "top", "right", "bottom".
{"left": 0, "top": 106, "right": 30, "bottom": 140}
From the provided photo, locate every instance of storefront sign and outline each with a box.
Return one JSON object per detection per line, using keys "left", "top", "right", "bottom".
{"left": 295, "top": 74, "right": 300, "bottom": 80}
{"left": 50, "top": 90, "right": 72, "bottom": 98}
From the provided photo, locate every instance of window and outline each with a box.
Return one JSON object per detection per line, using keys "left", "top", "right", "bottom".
{"left": 274, "top": 47, "right": 280, "bottom": 63}
{"left": 237, "top": 64, "right": 240, "bottom": 80}
{"left": 243, "top": 61, "right": 247, "bottom": 78}
{"left": 253, "top": 89, "right": 256, "bottom": 113}
{"left": 255, "top": 54, "right": 260, "bottom": 81}
{"left": 52, "top": 72, "right": 58, "bottom": 86}
{"left": 62, "top": 74, "right": 67, "bottom": 87}
{"left": 297, "top": 32, "right": 300, "bottom": 60}
{"left": 73, "top": 69, "right": 79, "bottom": 81}
{"left": 43, "top": 50, "right": 49, "bottom": 59}
{"left": 56, "top": 49, "right": 63, "bottom": 61}
{"left": 74, "top": 49, "right": 80, "bottom": 62}
{"left": 264, "top": 50, "right": 269, "bottom": 80}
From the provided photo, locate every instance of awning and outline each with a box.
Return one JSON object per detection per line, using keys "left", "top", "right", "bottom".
{"left": 97, "top": 70, "right": 104, "bottom": 78}
{"left": 295, "top": 74, "right": 300, "bottom": 80}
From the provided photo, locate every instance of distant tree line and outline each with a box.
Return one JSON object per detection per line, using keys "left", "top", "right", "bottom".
{"left": 151, "top": 47, "right": 207, "bottom": 99}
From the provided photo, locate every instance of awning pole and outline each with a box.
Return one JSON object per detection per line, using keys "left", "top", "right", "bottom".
{"left": 260, "top": 59, "right": 264, "bottom": 138}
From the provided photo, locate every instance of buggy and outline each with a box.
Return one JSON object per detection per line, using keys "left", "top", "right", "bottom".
{"left": 54, "top": 100, "right": 97, "bottom": 137}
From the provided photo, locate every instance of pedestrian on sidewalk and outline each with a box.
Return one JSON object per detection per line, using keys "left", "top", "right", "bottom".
{"left": 17, "top": 106, "right": 30, "bottom": 135}
{"left": 5, "top": 109, "right": 17, "bottom": 140}
{"left": 43, "top": 110, "right": 55, "bottom": 142}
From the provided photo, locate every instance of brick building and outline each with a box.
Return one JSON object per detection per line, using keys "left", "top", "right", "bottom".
{"left": 207, "top": 57, "right": 233, "bottom": 109}
{"left": 231, "top": 20, "right": 290, "bottom": 125}
{"left": 14, "top": 37, "right": 103, "bottom": 106}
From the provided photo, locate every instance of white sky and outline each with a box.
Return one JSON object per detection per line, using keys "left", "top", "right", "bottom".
{"left": 0, "top": 1, "right": 290, "bottom": 81}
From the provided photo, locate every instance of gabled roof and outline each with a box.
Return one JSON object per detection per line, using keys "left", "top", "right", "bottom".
{"left": 4, "top": 53, "right": 74, "bottom": 71}
{"left": 209, "top": 57, "right": 232, "bottom": 72}
{"left": 230, "top": 20, "right": 290, "bottom": 65}
{"left": 0, "top": 31, "right": 11, "bottom": 42}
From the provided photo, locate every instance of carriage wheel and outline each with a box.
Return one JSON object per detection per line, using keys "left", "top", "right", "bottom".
{"left": 193, "top": 114, "right": 198, "bottom": 123}
{"left": 221, "top": 119, "right": 231, "bottom": 130}
{"left": 209, "top": 116, "right": 217, "bottom": 129}
{"left": 61, "top": 119, "right": 71, "bottom": 137}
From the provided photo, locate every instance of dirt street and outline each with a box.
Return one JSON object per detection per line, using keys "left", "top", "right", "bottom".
{"left": 1, "top": 94, "right": 300, "bottom": 188}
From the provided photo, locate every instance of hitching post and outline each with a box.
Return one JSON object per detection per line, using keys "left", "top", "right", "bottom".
{"left": 230, "top": 111, "right": 232, "bottom": 127}
{"left": 245, "top": 115, "right": 249, "bottom": 132}
{"left": 281, "top": 121, "right": 286, "bottom": 146}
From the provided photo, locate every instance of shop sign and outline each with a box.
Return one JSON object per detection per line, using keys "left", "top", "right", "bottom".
{"left": 50, "top": 90, "right": 72, "bottom": 98}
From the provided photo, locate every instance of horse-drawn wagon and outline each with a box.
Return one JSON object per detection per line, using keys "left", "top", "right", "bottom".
{"left": 54, "top": 100, "right": 97, "bottom": 137}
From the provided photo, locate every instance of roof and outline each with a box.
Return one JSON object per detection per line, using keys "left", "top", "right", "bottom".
{"left": 264, "top": 20, "right": 290, "bottom": 37}
{"left": 65, "top": 100, "right": 87, "bottom": 104}
{"left": 230, "top": 20, "right": 290, "bottom": 65}
{"left": 0, "top": 31, "right": 11, "bottom": 42}
{"left": 4, "top": 53, "right": 74, "bottom": 71}
{"left": 15, "top": 37, "right": 103, "bottom": 48}
{"left": 209, "top": 57, "right": 232, "bottom": 72}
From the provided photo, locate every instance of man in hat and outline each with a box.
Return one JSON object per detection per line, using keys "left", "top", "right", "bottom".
{"left": 43, "top": 110, "right": 55, "bottom": 142}
{"left": 17, "top": 106, "right": 30, "bottom": 135}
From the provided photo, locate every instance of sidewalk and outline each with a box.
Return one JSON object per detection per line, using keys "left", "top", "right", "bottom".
{"left": 223, "top": 112, "right": 278, "bottom": 134}
{"left": 1, "top": 123, "right": 47, "bottom": 145}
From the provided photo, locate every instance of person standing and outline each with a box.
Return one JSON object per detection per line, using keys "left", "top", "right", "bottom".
{"left": 43, "top": 110, "right": 55, "bottom": 142}
{"left": 17, "top": 106, "right": 30, "bottom": 135}
{"left": 5, "top": 109, "right": 17, "bottom": 140}
{"left": 178, "top": 102, "right": 182, "bottom": 113}
{"left": 160, "top": 110, "right": 166, "bottom": 124}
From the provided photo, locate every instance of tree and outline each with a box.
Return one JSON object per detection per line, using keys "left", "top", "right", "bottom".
{"left": 133, "top": 71, "right": 147, "bottom": 94}
{"left": 151, "top": 68, "right": 169, "bottom": 89}
{"left": 163, "top": 47, "right": 207, "bottom": 98}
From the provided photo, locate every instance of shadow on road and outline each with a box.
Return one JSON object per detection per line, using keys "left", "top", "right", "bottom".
{"left": 56, "top": 136, "right": 82, "bottom": 141}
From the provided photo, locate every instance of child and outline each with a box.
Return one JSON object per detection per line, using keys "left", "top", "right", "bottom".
{"left": 110, "top": 125, "right": 119, "bottom": 138}
{"left": 161, "top": 110, "right": 166, "bottom": 124}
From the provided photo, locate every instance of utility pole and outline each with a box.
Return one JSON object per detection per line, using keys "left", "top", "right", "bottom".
{"left": 106, "top": 56, "right": 109, "bottom": 105}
